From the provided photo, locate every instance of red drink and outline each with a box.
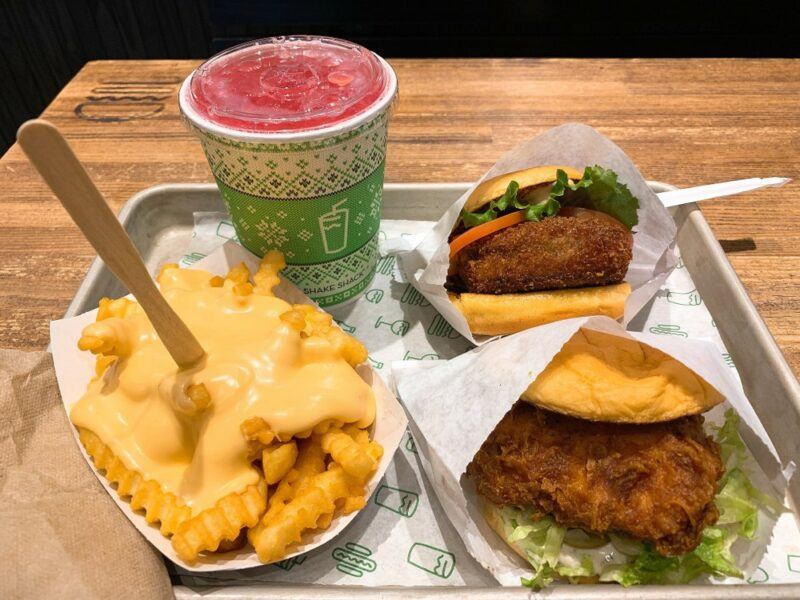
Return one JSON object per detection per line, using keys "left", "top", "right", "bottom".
{"left": 185, "top": 36, "right": 391, "bottom": 133}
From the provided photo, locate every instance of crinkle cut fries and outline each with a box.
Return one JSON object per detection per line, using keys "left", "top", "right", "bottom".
{"left": 76, "top": 252, "right": 383, "bottom": 563}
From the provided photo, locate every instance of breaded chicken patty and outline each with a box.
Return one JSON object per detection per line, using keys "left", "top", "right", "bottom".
{"left": 451, "top": 209, "right": 633, "bottom": 294}
{"left": 466, "top": 402, "right": 723, "bottom": 556}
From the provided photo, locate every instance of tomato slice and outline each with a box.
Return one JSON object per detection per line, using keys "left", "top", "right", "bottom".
{"left": 449, "top": 210, "right": 527, "bottom": 259}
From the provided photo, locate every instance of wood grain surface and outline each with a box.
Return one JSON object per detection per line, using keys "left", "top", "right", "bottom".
{"left": 1, "top": 59, "right": 798, "bottom": 375}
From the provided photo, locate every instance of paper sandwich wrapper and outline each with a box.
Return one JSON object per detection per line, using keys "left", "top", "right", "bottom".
{"left": 392, "top": 315, "right": 792, "bottom": 586}
{"left": 394, "top": 123, "right": 679, "bottom": 345}
{"left": 50, "top": 242, "right": 408, "bottom": 572}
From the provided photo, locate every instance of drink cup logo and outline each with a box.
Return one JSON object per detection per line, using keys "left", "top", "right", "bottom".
{"left": 374, "top": 484, "right": 420, "bottom": 518}
{"left": 403, "top": 351, "right": 440, "bottom": 361}
{"left": 427, "top": 314, "right": 461, "bottom": 339}
{"left": 332, "top": 542, "right": 377, "bottom": 577}
{"left": 666, "top": 288, "right": 702, "bottom": 306}
{"left": 376, "top": 255, "right": 396, "bottom": 277}
{"left": 180, "top": 251, "right": 207, "bottom": 267}
{"left": 319, "top": 199, "right": 350, "bottom": 255}
{"left": 273, "top": 555, "right": 307, "bottom": 571}
{"left": 336, "top": 320, "right": 357, "bottom": 334}
{"left": 365, "top": 289, "right": 384, "bottom": 304}
{"left": 748, "top": 567, "right": 769, "bottom": 584}
{"left": 215, "top": 220, "right": 238, "bottom": 241}
{"left": 648, "top": 323, "right": 689, "bottom": 337}
{"left": 400, "top": 284, "right": 431, "bottom": 307}
{"left": 367, "top": 356, "right": 384, "bottom": 369}
{"left": 407, "top": 542, "right": 455, "bottom": 579}
{"left": 375, "top": 316, "right": 409, "bottom": 336}
{"left": 788, "top": 554, "right": 800, "bottom": 573}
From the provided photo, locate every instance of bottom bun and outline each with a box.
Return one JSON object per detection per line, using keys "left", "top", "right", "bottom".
{"left": 449, "top": 283, "right": 631, "bottom": 336}
{"left": 480, "top": 498, "right": 599, "bottom": 584}
{"left": 480, "top": 498, "right": 531, "bottom": 564}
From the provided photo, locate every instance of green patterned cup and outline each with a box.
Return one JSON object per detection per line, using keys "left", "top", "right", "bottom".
{"left": 179, "top": 36, "right": 397, "bottom": 307}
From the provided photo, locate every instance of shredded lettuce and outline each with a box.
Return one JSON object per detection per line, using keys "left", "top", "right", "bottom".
{"left": 689, "top": 526, "right": 742, "bottom": 578}
{"left": 460, "top": 165, "right": 639, "bottom": 230}
{"left": 495, "top": 409, "right": 783, "bottom": 589}
{"left": 600, "top": 547, "right": 680, "bottom": 586}
{"left": 556, "top": 556, "right": 595, "bottom": 581}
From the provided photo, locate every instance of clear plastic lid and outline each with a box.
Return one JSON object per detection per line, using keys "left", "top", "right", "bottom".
{"left": 186, "top": 36, "right": 391, "bottom": 133}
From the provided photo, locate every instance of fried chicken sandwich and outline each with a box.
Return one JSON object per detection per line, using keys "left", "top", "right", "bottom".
{"left": 466, "top": 328, "right": 779, "bottom": 587}
{"left": 447, "top": 166, "right": 639, "bottom": 335}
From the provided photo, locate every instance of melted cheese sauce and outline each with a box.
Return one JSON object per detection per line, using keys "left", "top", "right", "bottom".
{"left": 70, "top": 268, "right": 375, "bottom": 514}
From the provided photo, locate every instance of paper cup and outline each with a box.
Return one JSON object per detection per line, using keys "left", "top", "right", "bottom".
{"left": 179, "top": 36, "right": 398, "bottom": 307}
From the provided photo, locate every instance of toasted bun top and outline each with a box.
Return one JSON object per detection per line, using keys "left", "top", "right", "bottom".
{"left": 463, "top": 165, "right": 584, "bottom": 213}
{"left": 521, "top": 329, "right": 724, "bottom": 423}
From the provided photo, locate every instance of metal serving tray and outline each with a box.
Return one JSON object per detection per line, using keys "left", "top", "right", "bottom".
{"left": 64, "top": 183, "right": 800, "bottom": 599}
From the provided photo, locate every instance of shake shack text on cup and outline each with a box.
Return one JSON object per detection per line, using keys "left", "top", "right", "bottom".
{"left": 180, "top": 36, "right": 398, "bottom": 307}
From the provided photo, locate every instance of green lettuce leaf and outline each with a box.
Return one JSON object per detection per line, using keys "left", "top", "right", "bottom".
{"left": 460, "top": 180, "right": 521, "bottom": 228}
{"left": 459, "top": 165, "right": 639, "bottom": 231}
{"left": 556, "top": 556, "right": 595, "bottom": 581}
{"left": 689, "top": 526, "right": 742, "bottom": 579}
{"left": 714, "top": 409, "right": 784, "bottom": 519}
{"left": 600, "top": 546, "right": 679, "bottom": 586}
{"left": 714, "top": 408, "right": 749, "bottom": 467}
{"left": 554, "top": 166, "right": 639, "bottom": 230}
{"left": 716, "top": 468, "right": 760, "bottom": 538}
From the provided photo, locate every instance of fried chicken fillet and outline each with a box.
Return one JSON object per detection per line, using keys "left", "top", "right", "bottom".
{"left": 450, "top": 210, "right": 633, "bottom": 295}
{"left": 466, "top": 402, "right": 724, "bottom": 556}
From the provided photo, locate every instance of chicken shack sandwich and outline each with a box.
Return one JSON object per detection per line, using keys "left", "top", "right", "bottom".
{"left": 466, "top": 329, "right": 780, "bottom": 587}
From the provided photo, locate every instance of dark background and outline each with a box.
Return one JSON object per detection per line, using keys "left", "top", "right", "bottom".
{"left": 1, "top": 0, "right": 798, "bottom": 155}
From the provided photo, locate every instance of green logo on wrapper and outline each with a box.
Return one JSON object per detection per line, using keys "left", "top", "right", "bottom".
{"left": 747, "top": 566, "right": 769, "bottom": 584}
{"left": 400, "top": 283, "right": 430, "bottom": 306}
{"left": 403, "top": 350, "right": 440, "bottom": 361}
{"left": 365, "top": 288, "right": 384, "bottom": 303}
{"left": 666, "top": 288, "right": 702, "bottom": 306}
{"left": 367, "top": 356, "right": 384, "bottom": 369}
{"left": 407, "top": 542, "right": 455, "bottom": 579}
{"left": 375, "top": 315, "right": 409, "bottom": 336}
{"left": 427, "top": 314, "right": 461, "bottom": 339}
{"left": 273, "top": 555, "right": 307, "bottom": 571}
{"left": 374, "top": 484, "right": 419, "bottom": 517}
{"left": 788, "top": 554, "right": 800, "bottom": 573}
{"left": 648, "top": 323, "right": 689, "bottom": 337}
{"left": 375, "top": 255, "right": 395, "bottom": 277}
{"left": 336, "top": 320, "right": 357, "bottom": 334}
{"left": 215, "top": 220, "right": 238, "bottom": 241}
{"left": 405, "top": 431, "right": 417, "bottom": 454}
{"left": 332, "top": 542, "right": 376, "bottom": 577}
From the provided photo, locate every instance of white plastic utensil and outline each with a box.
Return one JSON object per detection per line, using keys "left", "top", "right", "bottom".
{"left": 657, "top": 177, "right": 790, "bottom": 208}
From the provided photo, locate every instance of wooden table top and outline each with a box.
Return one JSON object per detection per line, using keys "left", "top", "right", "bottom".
{"left": 1, "top": 58, "right": 798, "bottom": 375}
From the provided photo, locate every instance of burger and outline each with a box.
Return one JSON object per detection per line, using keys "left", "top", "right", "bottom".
{"left": 447, "top": 165, "right": 640, "bottom": 335}
{"left": 466, "top": 328, "right": 778, "bottom": 587}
